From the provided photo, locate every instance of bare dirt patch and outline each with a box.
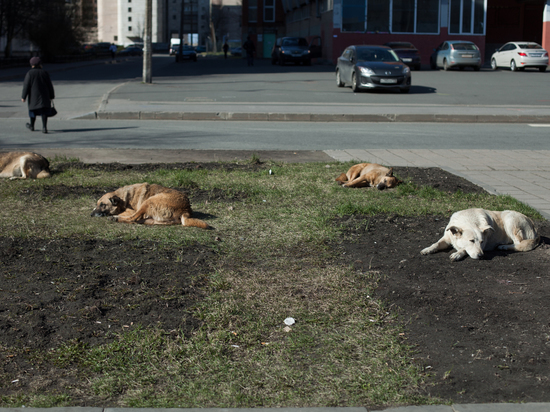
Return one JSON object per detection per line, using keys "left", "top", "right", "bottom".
{"left": 1, "top": 163, "right": 549, "bottom": 405}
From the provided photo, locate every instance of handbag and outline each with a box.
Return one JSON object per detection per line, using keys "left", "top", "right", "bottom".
{"left": 49, "top": 101, "right": 57, "bottom": 117}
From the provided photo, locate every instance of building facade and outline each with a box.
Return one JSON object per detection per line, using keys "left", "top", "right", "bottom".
{"left": 242, "top": 0, "right": 549, "bottom": 65}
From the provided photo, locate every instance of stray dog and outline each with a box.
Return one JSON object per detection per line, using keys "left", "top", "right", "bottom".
{"left": 336, "top": 163, "right": 401, "bottom": 189}
{"left": 0, "top": 151, "right": 51, "bottom": 179}
{"left": 421, "top": 208, "right": 539, "bottom": 261}
{"left": 91, "top": 183, "right": 210, "bottom": 229}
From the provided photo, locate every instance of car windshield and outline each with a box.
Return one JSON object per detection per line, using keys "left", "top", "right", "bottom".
{"left": 357, "top": 49, "right": 399, "bottom": 62}
{"left": 183, "top": 46, "right": 194, "bottom": 51}
{"left": 282, "top": 38, "right": 308, "bottom": 47}
{"left": 517, "top": 43, "right": 542, "bottom": 50}
{"left": 452, "top": 43, "right": 478, "bottom": 51}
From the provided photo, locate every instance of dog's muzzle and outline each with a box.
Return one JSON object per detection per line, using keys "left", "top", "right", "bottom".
{"left": 376, "top": 182, "right": 387, "bottom": 190}
{"left": 91, "top": 209, "right": 108, "bottom": 217}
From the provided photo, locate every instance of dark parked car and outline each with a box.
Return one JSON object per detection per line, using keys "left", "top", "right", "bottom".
{"left": 384, "top": 42, "right": 421, "bottom": 70}
{"left": 271, "top": 37, "right": 312, "bottom": 66}
{"left": 335, "top": 45, "right": 411, "bottom": 93}
{"left": 117, "top": 46, "right": 143, "bottom": 57}
{"left": 177, "top": 45, "right": 197, "bottom": 61}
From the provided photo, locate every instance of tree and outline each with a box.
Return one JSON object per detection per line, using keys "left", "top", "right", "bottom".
{"left": 26, "top": 0, "right": 83, "bottom": 60}
{"left": 0, "top": 0, "right": 34, "bottom": 57}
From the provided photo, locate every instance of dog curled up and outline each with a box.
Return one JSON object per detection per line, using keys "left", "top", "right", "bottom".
{"left": 0, "top": 151, "right": 51, "bottom": 180}
{"left": 91, "top": 183, "right": 210, "bottom": 229}
{"left": 336, "top": 163, "right": 401, "bottom": 190}
{"left": 421, "top": 208, "right": 540, "bottom": 261}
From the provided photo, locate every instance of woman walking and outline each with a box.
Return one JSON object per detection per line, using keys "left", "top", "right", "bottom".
{"left": 21, "top": 57, "right": 55, "bottom": 134}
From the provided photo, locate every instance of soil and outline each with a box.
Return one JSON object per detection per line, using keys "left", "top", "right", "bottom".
{"left": 1, "top": 163, "right": 550, "bottom": 405}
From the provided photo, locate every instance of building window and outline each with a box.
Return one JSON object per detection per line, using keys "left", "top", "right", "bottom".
{"left": 342, "top": 0, "right": 365, "bottom": 31}
{"left": 114, "top": 36, "right": 118, "bottom": 41}
{"left": 449, "top": 0, "right": 485, "bottom": 35}
{"left": 128, "top": 7, "right": 131, "bottom": 12}
{"left": 248, "top": 0, "right": 258, "bottom": 22}
{"left": 342, "top": 0, "right": 439, "bottom": 34}
{"left": 128, "top": 26, "right": 132, "bottom": 31}
{"left": 128, "top": 16, "right": 132, "bottom": 21}
{"left": 264, "top": 0, "right": 275, "bottom": 22}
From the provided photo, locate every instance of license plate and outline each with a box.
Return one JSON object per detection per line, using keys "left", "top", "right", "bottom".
{"left": 402, "top": 58, "right": 412, "bottom": 62}
{"left": 380, "top": 78, "right": 397, "bottom": 84}
{"left": 530, "top": 53, "right": 542, "bottom": 57}
{"left": 461, "top": 54, "right": 473, "bottom": 58}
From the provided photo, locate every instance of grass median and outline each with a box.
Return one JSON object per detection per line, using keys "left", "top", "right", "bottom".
{"left": 0, "top": 157, "right": 541, "bottom": 408}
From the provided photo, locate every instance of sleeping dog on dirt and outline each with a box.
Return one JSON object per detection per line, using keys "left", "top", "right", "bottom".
{"left": 91, "top": 183, "right": 210, "bottom": 229}
{"left": 421, "top": 208, "right": 540, "bottom": 261}
{"left": 0, "top": 151, "right": 51, "bottom": 180}
{"left": 336, "top": 163, "right": 401, "bottom": 189}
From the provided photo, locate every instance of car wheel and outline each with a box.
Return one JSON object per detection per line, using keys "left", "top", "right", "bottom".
{"left": 510, "top": 60, "right": 518, "bottom": 71}
{"left": 351, "top": 72, "right": 360, "bottom": 93}
{"left": 539, "top": 66, "right": 547, "bottom": 72}
{"left": 336, "top": 70, "right": 345, "bottom": 87}
{"left": 443, "top": 59, "right": 450, "bottom": 71}
{"left": 491, "top": 58, "right": 498, "bottom": 70}
{"left": 430, "top": 58, "right": 437, "bottom": 70}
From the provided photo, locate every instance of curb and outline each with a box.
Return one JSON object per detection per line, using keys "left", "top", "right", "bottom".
{"left": 75, "top": 112, "right": 550, "bottom": 123}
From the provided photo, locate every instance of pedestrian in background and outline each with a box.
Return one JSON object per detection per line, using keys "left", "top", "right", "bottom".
{"left": 223, "top": 41, "right": 229, "bottom": 59}
{"left": 21, "top": 56, "right": 55, "bottom": 134}
{"left": 109, "top": 43, "right": 117, "bottom": 59}
{"left": 243, "top": 36, "right": 255, "bottom": 66}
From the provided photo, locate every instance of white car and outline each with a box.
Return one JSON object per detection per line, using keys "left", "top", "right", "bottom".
{"left": 490, "top": 42, "right": 548, "bottom": 72}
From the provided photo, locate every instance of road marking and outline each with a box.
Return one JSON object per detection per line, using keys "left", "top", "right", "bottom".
{"left": 528, "top": 124, "right": 550, "bottom": 127}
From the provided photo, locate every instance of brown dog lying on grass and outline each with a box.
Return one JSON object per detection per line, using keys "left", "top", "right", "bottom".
{"left": 0, "top": 151, "right": 51, "bottom": 180}
{"left": 91, "top": 183, "right": 210, "bottom": 229}
{"left": 336, "top": 163, "right": 401, "bottom": 189}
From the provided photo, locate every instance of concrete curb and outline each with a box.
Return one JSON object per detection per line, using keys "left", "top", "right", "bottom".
{"left": 78, "top": 111, "right": 550, "bottom": 123}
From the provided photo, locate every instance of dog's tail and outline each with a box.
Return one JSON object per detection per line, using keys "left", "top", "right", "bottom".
{"left": 181, "top": 216, "right": 210, "bottom": 229}
{"left": 36, "top": 170, "right": 51, "bottom": 179}
{"left": 512, "top": 235, "right": 541, "bottom": 252}
{"left": 335, "top": 173, "right": 348, "bottom": 183}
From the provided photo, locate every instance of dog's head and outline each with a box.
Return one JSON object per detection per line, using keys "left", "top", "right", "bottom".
{"left": 91, "top": 193, "right": 124, "bottom": 217}
{"left": 376, "top": 168, "right": 401, "bottom": 190}
{"left": 447, "top": 224, "right": 493, "bottom": 259}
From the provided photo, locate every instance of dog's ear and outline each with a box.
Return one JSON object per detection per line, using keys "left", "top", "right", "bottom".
{"left": 447, "top": 226, "right": 463, "bottom": 237}
{"left": 386, "top": 167, "right": 394, "bottom": 177}
{"left": 109, "top": 195, "right": 121, "bottom": 206}
{"left": 480, "top": 225, "right": 494, "bottom": 234}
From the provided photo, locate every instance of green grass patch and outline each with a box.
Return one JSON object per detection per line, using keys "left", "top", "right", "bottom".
{"left": 0, "top": 160, "right": 541, "bottom": 407}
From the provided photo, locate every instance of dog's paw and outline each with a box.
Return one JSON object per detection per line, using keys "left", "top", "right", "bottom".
{"left": 449, "top": 251, "right": 465, "bottom": 261}
{"left": 107, "top": 216, "right": 119, "bottom": 222}
{"left": 420, "top": 247, "right": 431, "bottom": 255}
{"left": 497, "top": 244, "right": 510, "bottom": 251}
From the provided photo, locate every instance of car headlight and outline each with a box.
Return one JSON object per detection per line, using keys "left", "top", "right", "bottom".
{"left": 359, "top": 66, "right": 375, "bottom": 76}
{"left": 402, "top": 66, "right": 410, "bottom": 74}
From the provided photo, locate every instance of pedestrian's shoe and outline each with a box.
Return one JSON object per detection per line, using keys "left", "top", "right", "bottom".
{"left": 26, "top": 123, "right": 34, "bottom": 131}
{"left": 42, "top": 128, "right": 48, "bottom": 134}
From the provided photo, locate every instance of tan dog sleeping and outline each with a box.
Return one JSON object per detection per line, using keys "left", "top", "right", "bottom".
{"left": 336, "top": 163, "right": 401, "bottom": 189}
{"left": 0, "top": 151, "right": 51, "bottom": 179}
{"left": 421, "top": 208, "right": 539, "bottom": 261}
{"left": 91, "top": 183, "right": 209, "bottom": 229}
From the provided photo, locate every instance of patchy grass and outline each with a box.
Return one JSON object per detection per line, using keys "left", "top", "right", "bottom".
{"left": 0, "top": 159, "right": 541, "bottom": 408}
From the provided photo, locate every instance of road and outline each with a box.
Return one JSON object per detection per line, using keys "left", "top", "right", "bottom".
{"left": 1, "top": 55, "right": 550, "bottom": 151}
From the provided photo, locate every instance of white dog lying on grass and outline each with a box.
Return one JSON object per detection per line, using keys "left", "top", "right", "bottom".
{"left": 421, "top": 208, "right": 540, "bottom": 261}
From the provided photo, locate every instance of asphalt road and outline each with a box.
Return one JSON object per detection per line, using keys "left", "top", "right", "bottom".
{"left": 1, "top": 55, "right": 549, "bottom": 151}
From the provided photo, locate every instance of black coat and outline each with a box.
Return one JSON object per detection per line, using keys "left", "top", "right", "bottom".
{"left": 21, "top": 67, "right": 55, "bottom": 111}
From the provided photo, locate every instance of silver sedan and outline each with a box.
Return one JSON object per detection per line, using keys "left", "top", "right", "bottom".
{"left": 490, "top": 42, "right": 548, "bottom": 72}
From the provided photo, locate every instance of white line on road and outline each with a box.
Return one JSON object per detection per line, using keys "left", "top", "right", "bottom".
{"left": 529, "top": 124, "right": 550, "bottom": 127}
